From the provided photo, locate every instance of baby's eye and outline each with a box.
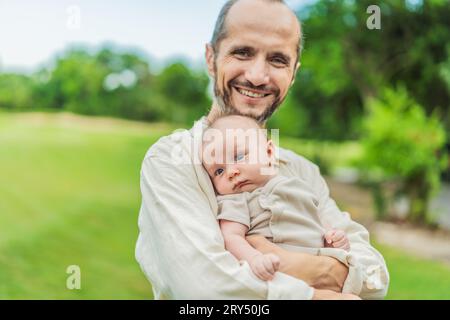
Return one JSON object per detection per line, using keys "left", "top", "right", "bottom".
{"left": 214, "top": 168, "right": 224, "bottom": 176}
{"left": 235, "top": 153, "right": 245, "bottom": 162}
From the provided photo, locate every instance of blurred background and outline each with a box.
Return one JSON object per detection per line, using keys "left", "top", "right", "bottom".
{"left": 0, "top": 0, "right": 449, "bottom": 299}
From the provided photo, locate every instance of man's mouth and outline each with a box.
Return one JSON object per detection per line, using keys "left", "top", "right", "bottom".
{"left": 234, "top": 86, "right": 271, "bottom": 99}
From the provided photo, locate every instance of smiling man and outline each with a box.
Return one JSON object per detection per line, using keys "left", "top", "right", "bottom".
{"left": 135, "top": 0, "right": 389, "bottom": 300}
{"left": 206, "top": 0, "right": 300, "bottom": 123}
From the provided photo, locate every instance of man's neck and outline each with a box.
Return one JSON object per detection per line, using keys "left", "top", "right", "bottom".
{"left": 205, "top": 103, "right": 268, "bottom": 127}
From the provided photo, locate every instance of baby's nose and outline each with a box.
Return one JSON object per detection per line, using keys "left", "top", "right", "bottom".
{"left": 227, "top": 167, "right": 240, "bottom": 179}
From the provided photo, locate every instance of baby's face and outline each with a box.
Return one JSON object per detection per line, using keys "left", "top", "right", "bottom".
{"left": 202, "top": 118, "right": 275, "bottom": 195}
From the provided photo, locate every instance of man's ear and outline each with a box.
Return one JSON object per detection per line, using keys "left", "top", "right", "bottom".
{"left": 205, "top": 43, "right": 216, "bottom": 77}
{"left": 290, "top": 61, "right": 301, "bottom": 87}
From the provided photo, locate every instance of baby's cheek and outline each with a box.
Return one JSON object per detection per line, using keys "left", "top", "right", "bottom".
{"left": 213, "top": 180, "right": 221, "bottom": 192}
{"left": 215, "top": 180, "right": 227, "bottom": 195}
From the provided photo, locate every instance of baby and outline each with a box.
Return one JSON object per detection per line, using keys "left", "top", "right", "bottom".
{"left": 201, "top": 115, "right": 350, "bottom": 283}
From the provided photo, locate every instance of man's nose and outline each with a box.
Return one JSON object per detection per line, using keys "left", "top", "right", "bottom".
{"left": 245, "top": 57, "right": 270, "bottom": 87}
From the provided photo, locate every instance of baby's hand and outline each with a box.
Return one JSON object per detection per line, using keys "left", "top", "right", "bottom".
{"left": 324, "top": 229, "right": 350, "bottom": 251}
{"left": 249, "top": 253, "right": 280, "bottom": 281}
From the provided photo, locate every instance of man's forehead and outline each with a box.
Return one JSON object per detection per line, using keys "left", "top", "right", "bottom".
{"left": 226, "top": 0, "right": 300, "bottom": 42}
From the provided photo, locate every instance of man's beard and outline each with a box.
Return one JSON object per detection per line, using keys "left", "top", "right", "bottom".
{"left": 213, "top": 73, "right": 283, "bottom": 124}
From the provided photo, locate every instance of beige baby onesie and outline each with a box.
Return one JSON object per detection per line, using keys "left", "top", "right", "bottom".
{"left": 216, "top": 174, "right": 329, "bottom": 251}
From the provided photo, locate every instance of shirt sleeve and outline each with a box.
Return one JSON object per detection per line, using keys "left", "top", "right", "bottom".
{"left": 135, "top": 141, "right": 315, "bottom": 300}
{"left": 216, "top": 194, "right": 251, "bottom": 228}
{"left": 309, "top": 163, "right": 390, "bottom": 300}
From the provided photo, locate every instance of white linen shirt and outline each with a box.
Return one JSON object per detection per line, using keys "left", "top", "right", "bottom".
{"left": 135, "top": 117, "right": 389, "bottom": 300}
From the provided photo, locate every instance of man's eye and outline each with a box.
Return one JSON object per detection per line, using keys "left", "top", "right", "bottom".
{"left": 214, "top": 168, "right": 224, "bottom": 176}
{"left": 234, "top": 50, "right": 251, "bottom": 58}
{"left": 271, "top": 57, "right": 287, "bottom": 66}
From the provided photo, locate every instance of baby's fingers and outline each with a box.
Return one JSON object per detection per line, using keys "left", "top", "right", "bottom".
{"left": 262, "top": 254, "right": 280, "bottom": 276}
{"left": 332, "top": 230, "right": 346, "bottom": 242}
{"left": 333, "top": 238, "right": 350, "bottom": 250}
{"left": 262, "top": 257, "right": 275, "bottom": 274}
{"left": 255, "top": 263, "right": 273, "bottom": 281}
{"left": 324, "top": 229, "right": 336, "bottom": 244}
{"left": 268, "top": 254, "right": 280, "bottom": 270}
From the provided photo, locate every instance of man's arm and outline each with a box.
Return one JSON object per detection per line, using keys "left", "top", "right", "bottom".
{"left": 135, "top": 145, "right": 315, "bottom": 299}
{"left": 246, "top": 235, "right": 349, "bottom": 292}
{"left": 312, "top": 164, "right": 390, "bottom": 299}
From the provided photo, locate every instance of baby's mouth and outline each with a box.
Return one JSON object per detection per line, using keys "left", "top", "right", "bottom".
{"left": 234, "top": 179, "right": 250, "bottom": 190}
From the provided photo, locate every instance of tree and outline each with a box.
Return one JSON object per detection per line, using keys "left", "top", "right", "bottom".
{"left": 155, "top": 62, "right": 210, "bottom": 125}
{"left": 0, "top": 74, "right": 34, "bottom": 110}
{"left": 280, "top": 0, "right": 450, "bottom": 140}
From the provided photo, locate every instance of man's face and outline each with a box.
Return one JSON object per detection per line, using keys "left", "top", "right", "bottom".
{"left": 206, "top": 0, "right": 301, "bottom": 122}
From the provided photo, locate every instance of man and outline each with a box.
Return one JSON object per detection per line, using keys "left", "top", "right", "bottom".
{"left": 135, "top": 0, "right": 389, "bottom": 299}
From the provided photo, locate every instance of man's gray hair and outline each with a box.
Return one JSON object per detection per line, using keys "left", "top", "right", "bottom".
{"left": 210, "top": 0, "right": 303, "bottom": 61}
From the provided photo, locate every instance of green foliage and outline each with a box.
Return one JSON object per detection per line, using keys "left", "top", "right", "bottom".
{"left": 0, "top": 74, "right": 34, "bottom": 110}
{"left": 0, "top": 46, "right": 211, "bottom": 127}
{"left": 267, "top": 91, "right": 308, "bottom": 137}
{"left": 282, "top": 0, "right": 450, "bottom": 140}
{"left": 360, "top": 87, "right": 448, "bottom": 223}
{"left": 155, "top": 62, "right": 210, "bottom": 125}
{"left": 362, "top": 87, "right": 447, "bottom": 183}
{"left": 279, "top": 135, "right": 363, "bottom": 176}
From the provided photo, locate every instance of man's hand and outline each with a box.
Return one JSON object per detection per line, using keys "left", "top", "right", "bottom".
{"left": 246, "top": 235, "right": 349, "bottom": 292}
{"left": 313, "top": 289, "right": 361, "bottom": 300}
{"left": 248, "top": 253, "right": 280, "bottom": 281}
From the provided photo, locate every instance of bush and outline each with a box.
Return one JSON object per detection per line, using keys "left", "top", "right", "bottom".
{"left": 360, "top": 87, "right": 447, "bottom": 224}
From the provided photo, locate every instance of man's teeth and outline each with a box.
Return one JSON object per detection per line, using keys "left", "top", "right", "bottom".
{"left": 237, "top": 88, "right": 266, "bottom": 98}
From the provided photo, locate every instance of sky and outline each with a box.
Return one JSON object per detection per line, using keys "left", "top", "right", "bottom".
{"left": 0, "top": 0, "right": 315, "bottom": 73}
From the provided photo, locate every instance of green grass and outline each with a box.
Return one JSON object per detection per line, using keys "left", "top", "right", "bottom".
{"left": 0, "top": 111, "right": 449, "bottom": 299}
{"left": 373, "top": 242, "right": 450, "bottom": 299}
{"left": 0, "top": 112, "right": 176, "bottom": 299}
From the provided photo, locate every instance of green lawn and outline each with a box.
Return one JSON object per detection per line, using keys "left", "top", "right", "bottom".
{"left": 374, "top": 242, "right": 450, "bottom": 299}
{"left": 0, "top": 112, "right": 175, "bottom": 299}
{"left": 1, "top": 111, "right": 449, "bottom": 299}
